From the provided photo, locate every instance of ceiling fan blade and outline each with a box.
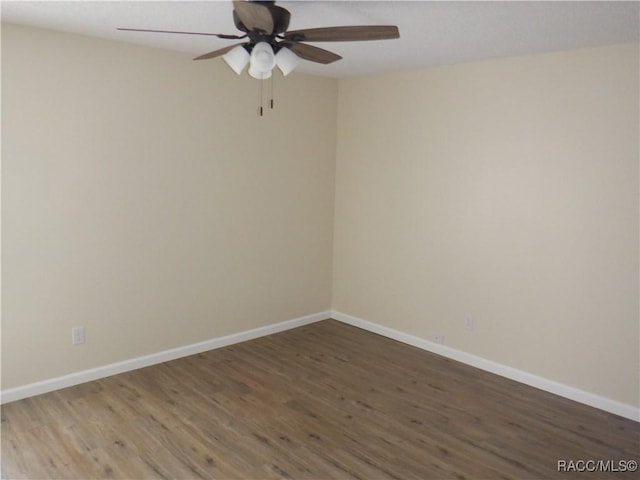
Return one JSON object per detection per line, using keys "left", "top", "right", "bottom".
{"left": 281, "top": 42, "right": 342, "bottom": 65}
{"left": 117, "top": 28, "right": 244, "bottom": 39}
{"left": 268, "top": 4, "right": 291, "bottom": 34}
{"left": 233, "top": 1, "right": 274, "bottom": 34}
{"left": 284, "top": 25, "right": 400, "bottom": 42}
{"left": 193, "top": 43, "right": 245, "bottom": 61}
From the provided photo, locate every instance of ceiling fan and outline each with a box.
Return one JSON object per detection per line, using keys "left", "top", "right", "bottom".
{"left": 118, "top": 0, "right": 400, "bottom": 79}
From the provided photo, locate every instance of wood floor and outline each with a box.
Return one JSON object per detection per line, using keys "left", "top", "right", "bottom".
{"left": 2, "top": 320, "right": 638, "bottom": 479}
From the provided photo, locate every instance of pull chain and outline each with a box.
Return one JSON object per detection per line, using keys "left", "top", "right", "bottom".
{"left": 256, "top": 72, "right": 276, "bottom": 116}
{"left": 269, "top": 74, "right": 274, "bottom": 110}
{"left": 257, "top": 75, "right": 264, "bottom": 117}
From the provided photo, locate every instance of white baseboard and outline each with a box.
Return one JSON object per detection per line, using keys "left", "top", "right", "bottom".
{"left": 4, "top": 309, "right": 637, "bottom": 422}
{"left": 331, "top": 311, "right": 639, "bottom": 422}
{"left": 0, "top": 311, "right": 330, "bottom": 405}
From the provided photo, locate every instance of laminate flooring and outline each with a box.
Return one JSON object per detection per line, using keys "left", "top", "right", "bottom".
{"left": 2, "top": 319, "right": 638, "bottom": 479}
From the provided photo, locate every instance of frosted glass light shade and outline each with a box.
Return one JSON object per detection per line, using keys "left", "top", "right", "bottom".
{"left": 249, "top": 42, "right": 276, "bottom": 77}
{"left": 275, "top": 47, "right": 299, "bottom": 76}
{"left": 222, "top": 45, "right": 250, "bottom": 75}
{"left": 248, "top": 64, "right": 272, "bottom": 79}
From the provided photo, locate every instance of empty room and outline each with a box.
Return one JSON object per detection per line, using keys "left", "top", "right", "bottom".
{"left": 1, "top": 1, "right": 639, "bottom": 479}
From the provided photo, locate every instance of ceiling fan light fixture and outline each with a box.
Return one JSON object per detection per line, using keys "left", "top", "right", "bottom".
{"left": 275, "top": 47, "right": 299, "bottom": 76}
{"left": 222, "top": 44, "right": 250, "bottom": 74}
{"left": 249, "top": 41, "right": 276, "bottom": 76}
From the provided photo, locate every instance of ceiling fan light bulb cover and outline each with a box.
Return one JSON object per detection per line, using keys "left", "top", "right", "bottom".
{"left": 248, "top": 64, "right": 272, "bottom": 80}
{"left": 250, "top": 41, "right": 276, "bottom": 73}
{"left": 275, "top": 47, "right": 299, "bottom": 76}
{"left": 222, "top": 45, "right": 250, "bottom": 75}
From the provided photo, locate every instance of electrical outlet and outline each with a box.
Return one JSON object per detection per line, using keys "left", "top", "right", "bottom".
{"left": 464, "top": 314, "right": 474, "bottom": 330}
{"left": 72, "top": 326, "right": 85, "bottom": 345}
{"left": 432, "top": 335, "right": 445, "bottom": 345}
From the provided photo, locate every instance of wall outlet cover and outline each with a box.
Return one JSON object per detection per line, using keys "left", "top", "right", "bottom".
{"left": 72, "top": 326, "right": 85, "bottom": 345}
{"left": 464, "top": 314, "right": 474, "bottom": 330}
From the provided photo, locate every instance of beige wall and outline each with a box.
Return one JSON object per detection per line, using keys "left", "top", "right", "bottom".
{"left": 1, "top": 24, "right": 337, "bottom": 389}
{"left": 3, "top": 23, "right": 638, "bottom": 410}
{"left": 333, "top": 44, "right": 639, "bottom": 407}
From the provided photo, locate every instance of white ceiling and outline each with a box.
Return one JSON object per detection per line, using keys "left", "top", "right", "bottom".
{"left": 2, "top": 1, "right": 638, "bottom": 78}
